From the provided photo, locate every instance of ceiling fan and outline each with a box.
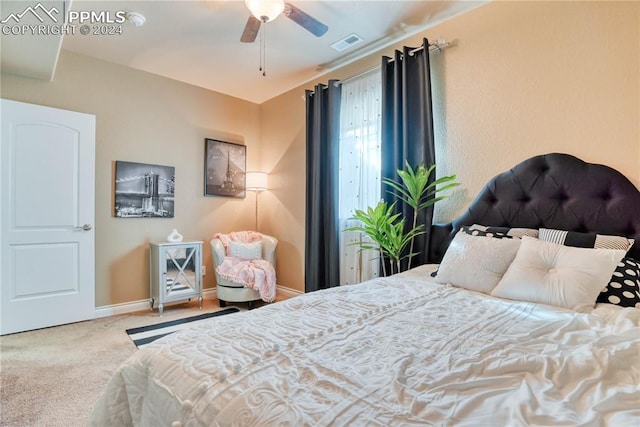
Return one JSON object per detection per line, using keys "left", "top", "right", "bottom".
{"left": 241, "top": 0, "right": 329, "bottom": 43}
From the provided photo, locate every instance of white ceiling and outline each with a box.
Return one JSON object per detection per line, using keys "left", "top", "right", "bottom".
{"left": 0, "top": 0, "right": 66, "bottom": 80}
{"left": 2, "top": 1, "right": 486, "bottom": 104}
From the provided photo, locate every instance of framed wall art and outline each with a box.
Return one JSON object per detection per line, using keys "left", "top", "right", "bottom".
{"left": 204, "top": 138, "right": 246, "bottom": 198}
{"left": 114, "top": 161, "right": 175, "bottom": 218}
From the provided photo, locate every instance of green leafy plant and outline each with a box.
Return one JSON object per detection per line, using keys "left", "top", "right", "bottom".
{"left": 383, "top": 162, "right": 459, "bottom": 269}
{"left": 346, "top": 163, "right": 459, "bottom": 275}
{"left": 346, "top": 201, "right": 424, "bottom": 276}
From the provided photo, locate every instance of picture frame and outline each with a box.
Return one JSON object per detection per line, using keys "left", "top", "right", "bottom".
{"left": 114, "top": 161, "right": 175, "bottom": 218}
{"left": 204, "top": 138, "right": 246, "bottom": 198}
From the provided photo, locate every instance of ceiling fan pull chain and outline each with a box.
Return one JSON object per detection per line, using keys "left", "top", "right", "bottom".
{"left": 258, "top": 23, "right": 263, "bottom": 74}
{"left": 262, "top": 22, "right": 267, "bottom": 77}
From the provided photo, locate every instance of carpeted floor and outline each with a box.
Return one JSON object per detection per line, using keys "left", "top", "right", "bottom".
{"left": 0, "top": 298, "right": 260, "bottom": 427}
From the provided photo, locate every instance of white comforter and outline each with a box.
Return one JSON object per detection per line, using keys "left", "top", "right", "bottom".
{"left": 89, "top": 266, "right": 640, "bottom": 426}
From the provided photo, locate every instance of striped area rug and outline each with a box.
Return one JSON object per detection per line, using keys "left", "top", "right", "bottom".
{"left": 126, "top": 307, "right": 239, "bottom": 348}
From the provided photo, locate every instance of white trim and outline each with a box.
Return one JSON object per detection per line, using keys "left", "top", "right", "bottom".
{"left": 277, "top": 285, "right": 303, "bottom": 298}
{"left": 94, "top": 286, "right": 303, "bottom": 318}
{"left": 94, "top": 288, "right": 217, "bottom": 318}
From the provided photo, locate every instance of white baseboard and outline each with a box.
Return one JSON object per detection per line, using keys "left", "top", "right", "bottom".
{"left": 276, "top": 285, "right": 303, "bottom": 298}
{"left": 94, "top": 288, "right": 217, "bottom": 318}
{"left": 94, "top": 286, "right": 302, "bottom": 318}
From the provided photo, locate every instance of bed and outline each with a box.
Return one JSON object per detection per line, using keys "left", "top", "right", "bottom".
{"left": 89, "top": 153, "right": 640, "bottom": 426}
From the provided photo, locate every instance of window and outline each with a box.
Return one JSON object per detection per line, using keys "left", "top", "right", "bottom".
{"left": 338, "top": 71, "right": 382, "bottom": 284}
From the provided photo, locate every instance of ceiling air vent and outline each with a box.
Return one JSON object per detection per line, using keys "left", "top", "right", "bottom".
{"left": 330, "top": 33, "right": 364, "bottom": 52}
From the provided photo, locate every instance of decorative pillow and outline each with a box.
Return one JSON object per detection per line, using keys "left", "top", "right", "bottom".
{"left": 434, "top": 231, "right": 522, "bottom": 293}
{"left": 460, "top": 226, "right": 512, "bottom": 239}
{"left": 492, "top": 237, "right": 626, "bottom": 310}
{"left": 539, "top": 228, "right": 634, "bottom": 252}
{"left": 463, "top": 224, "right": 539, "bottom": 239}
{"left": 596, "top": 257, "right": 640, "bottom": 308}
{"left": 228, "top": 240, "right": 262, "bottom": 260}
{"left": 429, "top": 225, "right": 525, "bottom": 278}
{"left": 429, "top": 225, "right": 537, "bottom": 278}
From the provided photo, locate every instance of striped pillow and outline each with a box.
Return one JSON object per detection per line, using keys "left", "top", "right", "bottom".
{"left": 539, "top": 228, "right": 635, "bottom": 252}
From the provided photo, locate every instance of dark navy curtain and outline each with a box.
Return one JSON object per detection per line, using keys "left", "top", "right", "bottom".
{"left": 304, "top": 80, "right": 341, "bottom": 292}
{"left": 381, "top": 38, "right": 436, "bottom": 270}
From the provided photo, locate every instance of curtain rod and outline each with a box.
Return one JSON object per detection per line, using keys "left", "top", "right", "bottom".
{"left": 337, "top": 38, "right": 451, "bottom": 85}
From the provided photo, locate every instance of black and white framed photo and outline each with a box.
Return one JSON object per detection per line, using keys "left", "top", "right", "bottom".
{"left": 204, "top": 138, "right": 246, "bottom": 198}
{"left": 114, "top": 161, "right": 175, "bottom": 218}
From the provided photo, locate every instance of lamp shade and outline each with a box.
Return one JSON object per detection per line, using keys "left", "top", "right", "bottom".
{"left": 246, "top": 171, "right": 268, "bottom": 191}
{"left": 244, "top": 0, "right": 285, "bottom": 22}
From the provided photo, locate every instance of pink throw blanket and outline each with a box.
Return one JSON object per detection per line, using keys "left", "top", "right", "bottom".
{"left": 213, "top": 232, "right": 276, "bottom": 302}
{"left": 214, "top": 231, "right": 262, "bottom": 253}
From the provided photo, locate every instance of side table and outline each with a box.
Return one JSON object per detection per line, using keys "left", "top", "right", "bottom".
{"left": 149, "top": 241, "right": 203, "bottom": 315}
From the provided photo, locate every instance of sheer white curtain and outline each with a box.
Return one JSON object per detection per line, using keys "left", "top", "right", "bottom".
{"left": 338, "top": 71, "right": 382, "bottom": 285}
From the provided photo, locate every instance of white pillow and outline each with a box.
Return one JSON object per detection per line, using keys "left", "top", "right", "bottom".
{"left": 492, "top": 236, "right": 626, "bottom": 310}
{"left": 435, "top": 231, "right": 522, "bottom": 293}
{"left": 228, "top": 240, "right": 262, "bottom": 260}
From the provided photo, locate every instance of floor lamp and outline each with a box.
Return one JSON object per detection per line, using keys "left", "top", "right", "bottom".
{"left": 245, "top": 171, "right": 268, "bottom": 231}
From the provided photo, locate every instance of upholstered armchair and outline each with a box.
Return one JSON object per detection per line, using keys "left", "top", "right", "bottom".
{"left": 210, "top": 234, "right": 278, "bottom": 310}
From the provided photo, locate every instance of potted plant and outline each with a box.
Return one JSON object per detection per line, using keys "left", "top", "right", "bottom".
{"left": 346, "top": 162, "right": 459, "bottom": 275}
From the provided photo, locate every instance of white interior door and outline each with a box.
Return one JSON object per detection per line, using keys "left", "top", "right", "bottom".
{"left": 1, "top": 99, "right": 95, "bottom": 335}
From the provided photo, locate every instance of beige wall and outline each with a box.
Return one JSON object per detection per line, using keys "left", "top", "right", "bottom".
{"left": 259, "top": 1, "right": 640, "bottom": 292}
{"left": 1, "top": 51, "right": 262, "bottom": 306}
{"left": 258, "top": 95, "right": 307, "bottom": 290}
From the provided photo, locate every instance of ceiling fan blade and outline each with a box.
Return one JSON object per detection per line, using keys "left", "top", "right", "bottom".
{"left": 284, "top": 3, "right": 328, "bottom": 37}
{"left": 240, "top": 15, "right": 261, "bottom": 43}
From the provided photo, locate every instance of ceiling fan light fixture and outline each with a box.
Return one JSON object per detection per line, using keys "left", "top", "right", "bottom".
{"left": 244, "top": 0, "right": 285, "bottom": 23}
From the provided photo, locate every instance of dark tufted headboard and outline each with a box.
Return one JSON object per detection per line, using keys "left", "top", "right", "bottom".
{"left": 428, "top": 153, "right": 640, "bottom": 262}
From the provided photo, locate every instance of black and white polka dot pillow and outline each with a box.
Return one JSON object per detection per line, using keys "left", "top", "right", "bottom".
{"left": 460, "top": 226, "right": 512, "bottom": 239}
{"left": 596, "top": 257, "right": 640, "bottom": 308}
{"left": 462, "top": 224, "right": 538, "bottom": 239}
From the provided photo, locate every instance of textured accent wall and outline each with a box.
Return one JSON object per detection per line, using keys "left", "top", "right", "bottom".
{"left": 426, "top": 1, "right": 639, "bottom": 221}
